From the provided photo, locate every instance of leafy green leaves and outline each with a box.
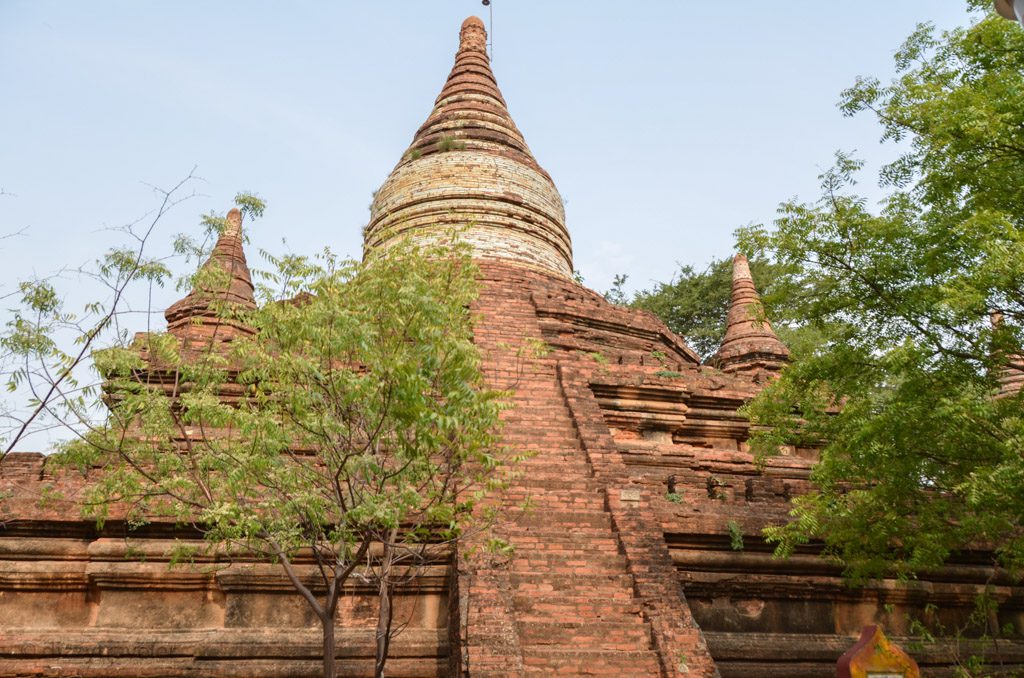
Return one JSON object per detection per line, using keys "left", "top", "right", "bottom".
{"left": 738, "top": 9, "right": 1024, "bottom": 580}
{"left": 58, "top": 236, "right": 506, "bottom": 577}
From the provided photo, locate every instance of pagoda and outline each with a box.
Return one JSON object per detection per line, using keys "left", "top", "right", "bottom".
{"left": 1, "top": 16, "right": 1023, "bottom": 678}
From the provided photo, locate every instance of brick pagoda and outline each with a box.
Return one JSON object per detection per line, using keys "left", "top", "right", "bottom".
{"left": 2, "top": 16, "right": 1023, "bottom": 678}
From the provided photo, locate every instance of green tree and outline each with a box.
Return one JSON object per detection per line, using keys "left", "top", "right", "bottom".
{"left": 603, "top": 273, "right": 630, "bottom": 306}
{"left": 9, "top": 200, "right": 508, "bottom": 677}
{"left": 736, "top": 6, "right": 1024, "bottom": 582}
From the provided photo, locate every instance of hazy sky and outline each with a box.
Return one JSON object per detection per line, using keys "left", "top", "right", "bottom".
{"left": 2, "top": 1, "right": 974, "bottom": 306}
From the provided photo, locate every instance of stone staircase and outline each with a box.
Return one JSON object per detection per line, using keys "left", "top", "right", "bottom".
{"left": 465, "top": 270, "right": 666, "bottom": 676}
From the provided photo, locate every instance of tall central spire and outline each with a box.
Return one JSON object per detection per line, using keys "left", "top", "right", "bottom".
{"left": 364, "top": 16, "right": 573, "bottom": 277}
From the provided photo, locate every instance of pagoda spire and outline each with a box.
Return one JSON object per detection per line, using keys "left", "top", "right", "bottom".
{"left": 364, "top": 16, "right": 572, "bottom": 277}
{"left": 709, "top": 254, "right": 789, "bottom": 375}
{"left": 991, "top": 311, "right": 1024, "bottom": 398}
{"left": 165, "top": 208, "right": 256, "bottom": 350}
{"left": 401, "top": 16, "right": 547, "bottom": 177}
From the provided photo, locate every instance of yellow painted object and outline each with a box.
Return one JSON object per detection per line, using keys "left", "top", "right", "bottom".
{"left": 836, "top": 625, "right": 920, "bottom": 678}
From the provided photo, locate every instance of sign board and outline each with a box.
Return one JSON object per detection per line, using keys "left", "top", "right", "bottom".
{"left": 619, "top": 488, "right": 642, "bottom": 503}
{"left": 836, "top": 625, "right": 920, "bottom": 678}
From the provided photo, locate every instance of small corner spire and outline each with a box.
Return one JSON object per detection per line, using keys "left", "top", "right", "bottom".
{"left": 164, "top": 207, "right": 256, "bottom": 350}
{"left": 708, "top": 254, "right": 789, "bottom": 376}
{"left": 991, "top": 311, "right": 1024, "bottom": 398}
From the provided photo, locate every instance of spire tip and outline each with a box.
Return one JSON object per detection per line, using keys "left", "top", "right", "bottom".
{"left": 732, "top": 253, "right": 752, "bottom": 281}
{"left": 226, "top": 208, "right": 243, "bottom": 236}
{"left": 460, "top": 16, "right": 487, "bottom": 54}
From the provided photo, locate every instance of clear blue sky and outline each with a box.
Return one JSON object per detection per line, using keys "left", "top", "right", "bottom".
{"left": 1, "top": 1, "right": 974, "bottom": 305}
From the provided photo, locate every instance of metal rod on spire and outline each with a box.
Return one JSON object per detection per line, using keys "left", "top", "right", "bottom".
{"left": 482, "top": 0, "right": 493, "bottom": 60}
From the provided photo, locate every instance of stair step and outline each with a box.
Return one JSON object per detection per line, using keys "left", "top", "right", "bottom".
{"left": 503, "top": 487, "right": 603, "bottom": 499}
{"left": 513, "top": 595, "right": 643, "bottom": 619}
{"left": 508, "top": 511, "right": 612, "bottom": 530}
{"left": 506, "top": 540, "right": 624, "bottom": 555}
{"left": 511, "top": 558, "right": 630, "bottom": 576}
{"left": 511, "top": 572, "right": 634, "bottom": 595}
{"left": 521, "top": 649, "right": 663, "bottom": 675}
{"left": 508, "top": 479, "right": 602, "bottom": 493}
{"left": 517, "top": 621, "right": 652, "bottom": 652}
{"left": 503, "top": 496, "right": 605, "bottom": 511}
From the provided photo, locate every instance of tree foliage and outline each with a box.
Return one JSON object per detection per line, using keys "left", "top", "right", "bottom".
{"left": 736, "top": 8, "right": 1024, "bottom": 580}
{"left": 1, "top": 173, "right": 202, "bottom": 461}
{"left": 26, "top": 199, "right": 507, "bottom": 676}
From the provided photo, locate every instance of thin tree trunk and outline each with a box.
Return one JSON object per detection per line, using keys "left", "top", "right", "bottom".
{"left": 321, "top": 613, "right": 336, "bottom": 678}
{"left": 375, "top": 529, "right": 398, "bottom": 678}
{"left": 374, "top": 579, "right": 393, "bottom": 678}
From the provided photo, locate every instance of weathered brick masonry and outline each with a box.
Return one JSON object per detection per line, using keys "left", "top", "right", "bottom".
{"left": 2, "top": 14, "right": 1024, "bottom": 678}
{"left": 365, "top": 17, "right": 572, "bottom": 279}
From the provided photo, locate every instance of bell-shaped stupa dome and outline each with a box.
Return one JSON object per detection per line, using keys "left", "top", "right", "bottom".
{"left": 364, "top": 16, "right": 572, "bottom": 277}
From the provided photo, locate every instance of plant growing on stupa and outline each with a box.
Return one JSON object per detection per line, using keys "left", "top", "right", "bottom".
{"left": 46, "top": 206, "right": 507, "bottom": 678}
{"left": 436, "top": 135, "right": 465, "bottom": 153}
{"left": 735, "top": 4, "right": 1024, "bottom": 585}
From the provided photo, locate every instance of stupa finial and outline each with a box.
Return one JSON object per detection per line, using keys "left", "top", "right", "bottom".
{"left": 991, "top": 311, "right": 1024, "bottom": 398}
{"left": 459, "top": 16, "right": 487, "bottom": 55}
{"left": 225, "top": 207, "right": 242, "bottom": 238}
